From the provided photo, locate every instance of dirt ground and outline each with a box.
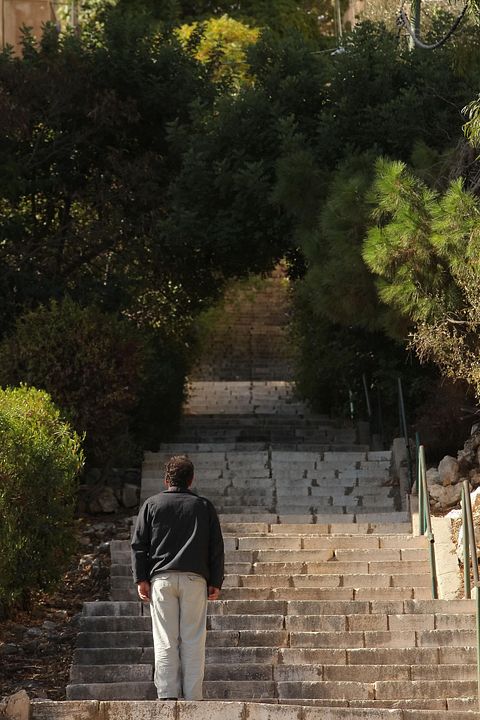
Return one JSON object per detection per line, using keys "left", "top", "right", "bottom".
{"left": 0, "top": 511, "right": 133, "bottom": 700}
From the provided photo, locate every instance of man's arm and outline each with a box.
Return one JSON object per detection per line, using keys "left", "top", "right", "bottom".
{"left": 131, "top": 500, "right": 151, "bottom": 600}
{"left": 208, "top": 503, "right": 224, "bottom": 597}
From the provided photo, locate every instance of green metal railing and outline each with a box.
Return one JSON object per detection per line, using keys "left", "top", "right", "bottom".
{"left": 460, "top": 480, "right": 480, "bottom": 708}
{"left": 396, "top": 378, "right": 480, "bottom": 705}
{"left": 397, "top": 377, "right": 414, "bottom": 490}
{"left": 416, "top": 443, "right": 438, "bottom": 599}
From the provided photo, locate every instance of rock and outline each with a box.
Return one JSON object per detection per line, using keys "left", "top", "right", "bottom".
{"left": 428, "top": 482, "right": 462, "bottom": 508}
{"left": 458, "top": 448, "right": 476, "bottom": 473}
{"left": 471, "top": 486, "right": 480, "bottom": 513}
{"left": 438, "top": 455, "right": 460, "bottom": 486}
{"left": 124, "top": 468, "right": 141, "bottom": 483}
{"left": 98, "top": 541, "right": 110, "bottom": 553}
{"left": 42, "top": 621, "right": 57, "bottom": 632}
{"left": 0, "top": 643, "right": 20, "bottom": 656}
{"left": 85, "top": 468, "right": 102, "bottom": 485}
{"left": 77, "top": 536, "right": 90, "bottom": 546}
{"left": 122, "top": 483, "right": 139, "bottom": 508}
{"left": 426, "top": 468, "right": 441, "bottom": 487}
{"left": 457, "top": 524, "right": 464, "bottom": 563}
{"left": 89, "top": 486, "right": 119, "bottom": 514}
{"left": 30, "top": 690, "right": 48, "bottom": 699}
{"left": 3, "top": 690, "right": 29, "bottom": 720}
{"left": 25, "top": 627, "right": 42, "bottom": 638}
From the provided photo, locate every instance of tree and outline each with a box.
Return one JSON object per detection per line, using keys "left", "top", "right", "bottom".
{"left": 176, "top": 15, "right": 259, "bottom": 89}
{"left": 108, "top": 0, "right": 334, "bottom": 38}
{"left": 364, "top": 158, "right": 480, "bottom": 401}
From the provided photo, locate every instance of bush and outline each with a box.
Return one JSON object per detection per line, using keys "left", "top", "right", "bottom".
{"left": 0, "top": 385, "right": 84, "bottom": 610}
{"left": 132, "top": 329, "right": 190, "bottom": 452}
{"left": 0, "top": 298, "right": 191, "bottom": 467}
{"left": 0, "top": 298, "right": 148, "bottom": 467}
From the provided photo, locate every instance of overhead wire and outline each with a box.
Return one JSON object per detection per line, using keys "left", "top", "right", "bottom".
{"left": 397, "top": 0, "right": 470, "bottom": 49}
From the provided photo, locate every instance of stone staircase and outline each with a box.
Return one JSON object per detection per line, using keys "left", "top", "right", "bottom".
{"left": 54, "top": 383, "right": 479, "bottom": 716}
{"left": 31, "top": 274, "right": 480, "bottom": 719}
{"left": 191, "top": 270, "right": 294, "bottom": 382}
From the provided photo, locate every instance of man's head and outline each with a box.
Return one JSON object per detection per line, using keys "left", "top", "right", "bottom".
{"left": 164, "top": 455, "right": 194, "bottom": 489}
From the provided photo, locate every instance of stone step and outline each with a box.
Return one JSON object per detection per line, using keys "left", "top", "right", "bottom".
{"left": 70, "top": 664, "right": 153, "bottom": 683}
{"left": 225, "top": 574, "right": 430, "bottom": 590}
{"left": 29, "top": 699, "right": 480, "bottom": 719}
{"left": 110, "top": 559, "right": 430, "bottom": 580}
{"left": 65, "top": 677, "right": 479, "bottom": 702}
{"left": 206, "top": 588, "right": 433, "bottom": 601}
{"left": 66, "top": 683, "right": 156, "bottom": 700}
{"left": 82, "top": 598, "right": 475, "bottom": 618}
{"left": 112, "top": 586, "right": 433, "bottom": 602}
{"left": 72, "top": 644, "right": 479, "bottom": 668}
{"left": 76, "top": 627, "right": 472, "bottom": 650}
{"left": 80, "top": 610, "right": 469, "bottom": 635}
{"left": 114, "top": 546, "right": 426, "bottom": 563}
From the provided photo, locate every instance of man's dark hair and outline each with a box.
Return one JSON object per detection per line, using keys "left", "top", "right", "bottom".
{"left": 164, "top": 455, "right": 194, "bottom": 488}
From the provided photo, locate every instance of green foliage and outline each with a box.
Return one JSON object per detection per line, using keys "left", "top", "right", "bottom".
{"left": 176, "top": 15, "right": 260, "bottom": 88}
{"left": 132, "top": 329, "right": 190, "bottom": 452}
{"left": 110, "top": 0, "right": 333, "bottom": 38}
{"left": 0, "top": 22, "right": 221, "bottom": 334}
{"left": 464, "top": 94, "right": 480, "bottom": 148}
{"left": 0, "top": 385, "right": 83, "bottom": 610}
{"left": 364, "top": 159, "right": 480, "bottom": 402}
{"left": 363, "top": 158, "right": 450, "bottom": 324}
{"left": 292, "top": 285, "right": 433, "bottom": 429}
{"left": 0, "top": 299, "right": 150, "bottom": 466}
{"left": 299, "top": 153, "right": 382, "bottom": 331}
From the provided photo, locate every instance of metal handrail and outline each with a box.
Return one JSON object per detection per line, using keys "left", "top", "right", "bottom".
{"left": 417, "top": 444, "right": 438, "bottom": 599}
{"left": 397, "top": 378, "right": 414, "bottom": 490}
{"left": 460, "top": 480, "right": 480, "bottom": 709}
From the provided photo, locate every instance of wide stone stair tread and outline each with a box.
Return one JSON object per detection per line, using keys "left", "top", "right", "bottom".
{"left": 66, "top": 683, "right": 157, "bottom": 700}
{"left": 29, "top": 699, "right": 480, "bottom": 719}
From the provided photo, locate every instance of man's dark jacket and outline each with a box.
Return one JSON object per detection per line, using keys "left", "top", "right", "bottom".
{"left": 131, "top": 487, "right": 224, "bottom": 588}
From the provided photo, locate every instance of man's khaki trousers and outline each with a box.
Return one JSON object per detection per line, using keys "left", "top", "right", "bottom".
{"left": 150, "top": 572, "right": 208, "bottom": 700}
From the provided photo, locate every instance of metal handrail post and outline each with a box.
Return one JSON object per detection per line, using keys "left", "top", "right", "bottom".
{"left": 462, "top": 484, "right": 471, "bottom": 599}
{"left": 419, "top": 445, "right": 438, "bottom": 599}
{"left": 415, "top": 432, "right": 421, "bottom": 493}
{"left": 462, "top": 479, "right": 480, "bottom": 710}
{"left": 418, "top": 443, "right": 425, "bottom": 536}
{"left": 397, "top": 377, "right": 414, "bottom": 490}
{"left": 362, "top": 374, "right": 372, "bottom": 419}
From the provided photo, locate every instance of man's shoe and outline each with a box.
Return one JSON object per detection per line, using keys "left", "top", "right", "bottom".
{"left": 159, "top": 697, "right": 177, "bottom": 701}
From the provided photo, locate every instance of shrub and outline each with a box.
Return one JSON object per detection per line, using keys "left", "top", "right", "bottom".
{"left": 132, "top": 329, "right": 190, "bottom": 452}
{"left": 0, "top": 385, "right": 84, "bottom": 610}
{"left": 0, "top": 298, "right": 191, "bottom": 467}
{"left": 0, "top": 298, "right": 148, "bottom": 467}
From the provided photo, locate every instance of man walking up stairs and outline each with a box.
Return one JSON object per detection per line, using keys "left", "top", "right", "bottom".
{"left": 32, "top": 274, "right": 480, "bottom": 719}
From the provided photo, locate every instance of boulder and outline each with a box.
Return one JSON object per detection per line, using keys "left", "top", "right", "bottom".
{"left": 469, "top": 469, "right": 480, "bottom": 488}
{"left": 438, "top": 455, "right": 460, "bottom": 486}
{"left": 471, "top": 486, "right": 480, "bottom": 514}
{"left": 428, "top": 482, "right": 462, "bottom": 508}
{"left": 426, "top": 468, "right": 441, "bottom": 487}
{"left": 2, "top": 690, "right": 29, "bottom": 720}
{"left": 89, "top": 486, "right": 119, "bottom": 514}
{"left": 122, "top": 483, "right": 139, "bottom": 508}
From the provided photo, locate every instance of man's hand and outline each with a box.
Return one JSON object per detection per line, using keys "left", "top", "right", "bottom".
{"left": 208, "top": 586, "right": 220, "bottom": 601}
{"left": 137, "top": 580, "right": 151, "bottom": 602}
